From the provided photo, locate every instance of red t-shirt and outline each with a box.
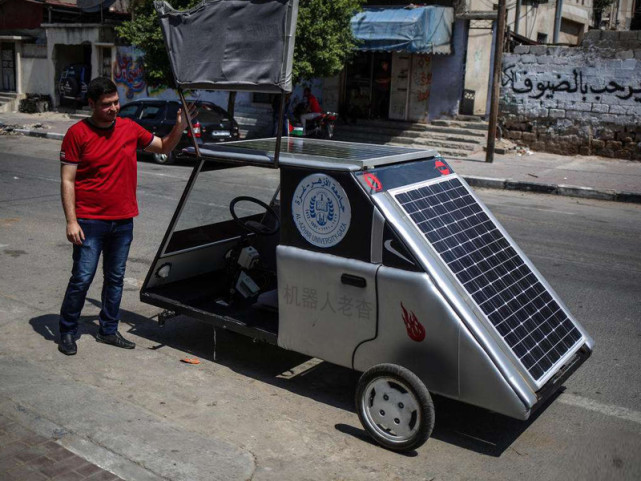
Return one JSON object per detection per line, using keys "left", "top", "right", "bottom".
{"left": 307, "top": 94, "right": 322, "bottom": 114}
{"left": 60, "top": 118, "right": 154, "bottom": 220}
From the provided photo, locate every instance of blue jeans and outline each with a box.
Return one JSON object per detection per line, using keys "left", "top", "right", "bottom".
{"left": 59, "top": 219, "right": 133, "bottom": 336}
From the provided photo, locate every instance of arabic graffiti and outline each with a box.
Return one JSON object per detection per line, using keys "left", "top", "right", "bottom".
{"left": 502, "top": 65, "right": 641, "bottom": 103}
{"left": 113, "top": 49, "right": 146, "bottom": 100}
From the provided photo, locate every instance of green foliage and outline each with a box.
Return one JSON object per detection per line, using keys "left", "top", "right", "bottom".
{"left": 116, "top": 0, "right": 364, "bottom": 88}
{"left": 293, "top": 0, "right": 364, "bottom": 84}
{"left": 115, "top": 0, "right": 200, "bottom": 86}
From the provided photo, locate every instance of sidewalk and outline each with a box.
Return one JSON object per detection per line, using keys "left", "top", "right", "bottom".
{"left": 1, "top": 110, "right": 640, "bottom": 203}
{"left": 0, "top": 412, "right": 122, "bottom": 481}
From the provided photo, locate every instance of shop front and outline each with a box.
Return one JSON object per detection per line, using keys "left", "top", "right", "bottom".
{"left": 344, "top": 6, "right": 454, "bottom": 123}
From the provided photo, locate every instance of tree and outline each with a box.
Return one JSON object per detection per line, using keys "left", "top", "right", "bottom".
{"left": 116, "top": 0, "right": 364, "bottom": 88}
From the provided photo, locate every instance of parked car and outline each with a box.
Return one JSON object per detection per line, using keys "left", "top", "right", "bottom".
{"left": 58, "top": 64, "right": 90, "bottom": 107}
{"left": 118, "top": 98, "right": 240, "bottom": 164}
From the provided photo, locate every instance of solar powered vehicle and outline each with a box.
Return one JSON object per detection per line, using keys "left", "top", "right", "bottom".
{"left": 142, "top": 0, "right": 594, "bottom": 452}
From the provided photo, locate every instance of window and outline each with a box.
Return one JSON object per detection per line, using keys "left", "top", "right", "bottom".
{"left": 166, "top": 102, "right": 180, "bottom": 120}
{"left": 537, "top": 32, "right": 548, "bottom": 44}
{"left": 139, "top": 104, "right": 164, "bottom": 120}
{"left": 119, "top": 103, "right": 139, "bottom": 118}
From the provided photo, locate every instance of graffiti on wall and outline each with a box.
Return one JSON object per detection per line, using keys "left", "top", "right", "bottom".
{"left": 114, "top": 48, "right": 146, "bottom": 99}
{"left": 502, "top": 65, "right": 641, "bottom": 103}
{"left": 408, "top": 54, "right": 432, "bottom": 122}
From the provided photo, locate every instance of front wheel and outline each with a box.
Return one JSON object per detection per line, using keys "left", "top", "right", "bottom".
{"left": 355, "top": 364, "right": 434, "bottom": 452}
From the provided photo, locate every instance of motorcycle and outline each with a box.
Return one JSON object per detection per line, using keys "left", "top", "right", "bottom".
{"left": 289, "top": 102, "right": 337, "bottom": 139}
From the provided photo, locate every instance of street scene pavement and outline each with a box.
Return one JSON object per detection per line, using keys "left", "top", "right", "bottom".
{"left": 0, "top": 126, "right": 640, "bottom": 480}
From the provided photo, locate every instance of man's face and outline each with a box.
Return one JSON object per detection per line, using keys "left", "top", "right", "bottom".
{"left": 89, "top": 92, "right": 120, "bottom": 124}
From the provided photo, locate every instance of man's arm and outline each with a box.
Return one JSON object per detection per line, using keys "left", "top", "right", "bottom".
{"left": 61, "top": 164, "right": 84, "bottom": 245}
{"left": 144, "top": 104, "right": 198, "bottom": 155}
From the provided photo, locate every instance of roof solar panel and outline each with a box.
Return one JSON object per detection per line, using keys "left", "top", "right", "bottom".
{"left": 196, "top": 137, "right": 433, "bottom": 169}
{"left": 392, "top": 177, "right": 583, "bottom": 382}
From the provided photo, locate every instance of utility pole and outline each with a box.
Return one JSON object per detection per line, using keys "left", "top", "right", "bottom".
{"left": 553, "top": 0, "right": 564, "bottom": 44}
{"left": 485, "top": 0, "right": 507, "bottom": 163}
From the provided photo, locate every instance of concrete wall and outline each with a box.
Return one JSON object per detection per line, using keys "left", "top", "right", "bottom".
{"left": 428, "top": 19, "right": 467, "bottom": 119}
{"left": 463, "top": 20, "right": 493, "bottom": 115}
{"left": 21, "top": 57, "right": 49, "bottom": 95}
{"left": 500, "top": 30, "right": 641, "bottom": 160}
{"left": 506, "top": 1, "right": 591, "bottom": 44}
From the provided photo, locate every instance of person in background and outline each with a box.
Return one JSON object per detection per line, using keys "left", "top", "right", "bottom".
{"left": 57, "top": 77, "right": 196, "bottom": 355}
{"left": 300, "top": 87, "right": 322, "bottom": 134}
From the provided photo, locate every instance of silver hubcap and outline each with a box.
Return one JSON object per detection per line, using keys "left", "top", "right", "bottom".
{"left": 154, "top": 153, "right": 168, "bottom": 162}
{"left": 361, "top": 376, "right": 420, "bottom": 443}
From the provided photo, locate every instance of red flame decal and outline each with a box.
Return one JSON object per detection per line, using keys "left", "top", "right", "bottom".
{"left": 435, "top": 160, "right": 451, "bottom": 176}
{"left": 401, "top": 303, "right": 426, "bottom": 342}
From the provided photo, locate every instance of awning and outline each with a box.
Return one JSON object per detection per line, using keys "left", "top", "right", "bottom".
{"left": 351, "top": 6, "right": 454, "bottom": 55}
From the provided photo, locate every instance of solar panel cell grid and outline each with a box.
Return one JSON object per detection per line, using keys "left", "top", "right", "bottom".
{"left": 393, "top": 177, "right": 582, "bottom": 382}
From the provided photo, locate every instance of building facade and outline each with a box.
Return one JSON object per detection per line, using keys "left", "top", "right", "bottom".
{"left": 0, "top": 0, "right": 128, "bottom": 109}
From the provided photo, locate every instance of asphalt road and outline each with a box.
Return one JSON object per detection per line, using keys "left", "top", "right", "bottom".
{"left": 0, "top": 135, "right": 640, "bottom": 481}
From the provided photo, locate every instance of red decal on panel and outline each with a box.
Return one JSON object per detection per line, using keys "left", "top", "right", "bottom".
{"left": 401, "top": 303, "right": 425, "bottom": 342}
{"left": 435, "top": 160, "right": 451, "bottom": 176}
{"left": 363, "top": 173, "right": 383, "bottom": 192}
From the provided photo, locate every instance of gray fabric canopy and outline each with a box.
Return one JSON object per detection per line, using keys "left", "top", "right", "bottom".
{"left": 155, "top": 0, "right": 299, "bottom": 93}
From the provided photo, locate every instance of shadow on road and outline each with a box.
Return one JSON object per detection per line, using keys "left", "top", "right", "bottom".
{"left": 29, "top": 301, "right": 560, "bottom": 457}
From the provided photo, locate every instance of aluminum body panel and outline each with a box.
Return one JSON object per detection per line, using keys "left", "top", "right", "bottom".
{"left": 372, "top": 191, "right": 538, "bottom": 409}
{"left": 370, "top": 207, "right": 385, "bottom": 264}
{"left": 277, "top": 246, "right": 378, "bottom": 368}
{"left": 352, "top": 268, "right": 460, "bottom": 399}
{"left": 458, "top": 321, "right": 531, "bottom": 419}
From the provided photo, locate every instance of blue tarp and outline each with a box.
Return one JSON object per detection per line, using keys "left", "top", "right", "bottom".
{"left": 351, "top": 6, "right": 453, "bottom": 54}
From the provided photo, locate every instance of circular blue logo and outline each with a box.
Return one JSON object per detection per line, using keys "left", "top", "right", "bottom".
{"left": 292, "top": 174, "right": 351, "bottom": 248}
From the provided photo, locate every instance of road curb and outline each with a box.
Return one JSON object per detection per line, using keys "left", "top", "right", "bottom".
{"left": 462, "top": 175, "right": 641, "bottom": 204}
{"left": 15, "top": 128, "right": 65, "bottom": 141}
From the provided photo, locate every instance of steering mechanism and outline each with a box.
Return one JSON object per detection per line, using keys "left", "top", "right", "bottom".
{"left": 229, "top": 196, "right": 280, "bottom": 236}
{"left": 225, "top": 196, "right": 279, "bottom": 305}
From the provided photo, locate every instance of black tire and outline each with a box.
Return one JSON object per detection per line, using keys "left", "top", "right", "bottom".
{"left": 152, "top": 151, "right": 175, "bottom": 165}
{"left": 355, "top": 364, "right": 434, "bottom": 452}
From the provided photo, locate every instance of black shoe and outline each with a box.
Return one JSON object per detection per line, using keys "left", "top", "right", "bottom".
{"left": 96, "top": 331, "right": 135, "bottom": 349}
{"left": 58, "top": 333, "right": 77, "bottom": 356}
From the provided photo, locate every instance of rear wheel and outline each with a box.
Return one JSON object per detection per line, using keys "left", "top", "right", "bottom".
{"left": 152, "top": 151, "right": 175, "bottom": 165}
{"left": 356, "top": 363, "right": 434, "bottom": 452}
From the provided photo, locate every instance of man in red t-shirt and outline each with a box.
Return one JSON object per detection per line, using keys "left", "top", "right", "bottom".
{"left": 58, "top": 77, "right": 195, "bottom": 355}
{"left": 300, "top": 87, "right": 323, "bottom": 134}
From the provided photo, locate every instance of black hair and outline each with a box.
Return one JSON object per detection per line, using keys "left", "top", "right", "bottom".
{"left": 87, "top": 77, "right": 118, "bottom": 102}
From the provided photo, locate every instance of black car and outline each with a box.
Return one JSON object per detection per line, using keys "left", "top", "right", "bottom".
{"left": 118, "top": 98, "right": 240, "bottom": 164}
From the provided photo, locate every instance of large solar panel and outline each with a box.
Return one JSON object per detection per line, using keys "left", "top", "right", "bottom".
{"left": 200, "top": 137, "right": 430, "bottom": 165}
{"left": 392, "top": 177, "right": 583, "bottom": 382}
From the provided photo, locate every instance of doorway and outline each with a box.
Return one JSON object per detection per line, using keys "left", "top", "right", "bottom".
{"left": 343, "top": 52, "right": 392, "bottom": 121}
{"left": 1, "top": 43, "right": 16, "bottom": 91}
